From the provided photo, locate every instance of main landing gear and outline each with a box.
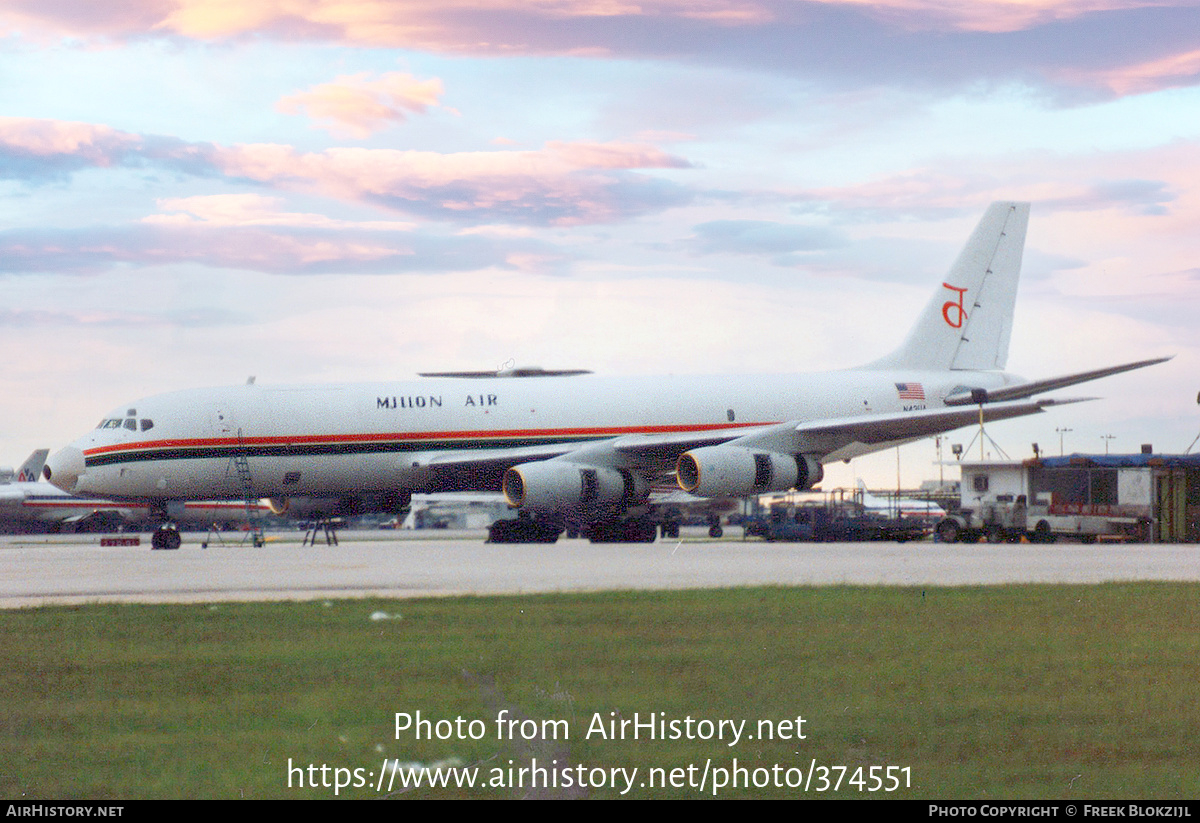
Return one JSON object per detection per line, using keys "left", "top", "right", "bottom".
{"left": 487, "top": 514, "right": 563, "bottom": 544}
{"left": 583, "top": 516, "right": 658, "bottom": 543}
{"left": 151, "top": 524, "right": 182, "bottom": 550}
{"left": 486, "top": 514, "right": 660, "bottom": 544}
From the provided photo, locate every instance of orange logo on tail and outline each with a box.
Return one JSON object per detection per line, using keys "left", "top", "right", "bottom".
{"left": 941, "top": 283, "right": 968, "bottom": 328}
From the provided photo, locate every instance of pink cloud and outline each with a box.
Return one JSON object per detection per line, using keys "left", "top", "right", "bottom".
{"left": 1055, "top": 48, "right": 1200, "bottom": 95}
{"left": 0, "top": 117, "right": 139, "bottom": 163}
{"left": 4, "top": 2, "right": 1199, "bottom": 99}
{"left": 209, "top": 139, "right": 694, "bottom": 224}
{"left": 788, "top": 142, "right": 1200, "bottom": 307}
{"left": 1, "top": 117, "right": 694, "bottom": 224}
{"left": 277, "top": 72, "right": 449, "bottom": 137}
{"left": 0, "top": 119, "right": 661, "bottom": 271}
{"left": 795, "top": 145, "right": 1197, "bottom": 219}
{"left": 0, "top": 1, "right": 1166, "bottom": 43}
{"left": 0, "top": 1, "right": 772, "bottom": 45}
{"left": 546, "top": 140, "right": 692, "bottom": 169}
{"left": 808, "top": 0, "right": 1165, "bottom": 33}
{"left": 153, "top": 0, "right": 779, "bottom": 43}
{"left": 143, "top": 194, "right": 416, "bottom": 230}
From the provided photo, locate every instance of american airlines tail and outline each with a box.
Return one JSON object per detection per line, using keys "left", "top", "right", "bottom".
{"left": 15, "top": 449, "right": 49, "bottom": 483}
{"left": 869, "top": 202, "right": 1029, "bottom": 372}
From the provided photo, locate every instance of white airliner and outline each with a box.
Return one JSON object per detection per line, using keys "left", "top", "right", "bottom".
{"left": 45, "top": 202, "right": 1167, "bottom": 547}
{"left": 0, "top": 448, "right": 269, "bottom": 534}
{"left": 855, "top": 479, "right": 946, "bottom": 520}
{"left": 2, "top": 450, "right": 48, "bottom": 484}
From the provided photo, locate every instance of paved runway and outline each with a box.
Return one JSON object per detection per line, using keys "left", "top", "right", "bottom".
{"left": 2, "top": 529, "right": 1198, "bottom": 607}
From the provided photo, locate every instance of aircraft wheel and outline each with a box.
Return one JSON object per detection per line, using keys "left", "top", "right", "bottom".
{"left": 487, "top": 517, "right": 561, "bottom": 544}
{"left": 586, "top": 517, "right": 657, "bottom": 543}
{"left": 936, "top": 520, "right": 960, "bottom": 544}
{"left": 708, "top": 524, "right": 724, "bottom": 539}
{"left": 152, "top": 526, "right": 181, "bottom": 550}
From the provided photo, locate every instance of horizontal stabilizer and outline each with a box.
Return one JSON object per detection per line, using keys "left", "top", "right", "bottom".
{"left": 943, "top": 357, "right": 1171, "bottom": 406}
{"left": 771, "top": 398, "right": 1087, "bottom": 463}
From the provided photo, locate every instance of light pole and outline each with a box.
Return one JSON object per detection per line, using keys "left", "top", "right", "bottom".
{"left": 1056, "top": 427, "right": 1072, "bottom": 456}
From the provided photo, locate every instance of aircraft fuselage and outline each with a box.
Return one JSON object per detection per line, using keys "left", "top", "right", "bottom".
{"left": 51, "top": 369, "right": 1015, "bottom": 502}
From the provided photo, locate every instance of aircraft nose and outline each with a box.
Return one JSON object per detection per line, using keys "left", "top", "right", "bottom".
{"left": 43, "top": 446, "right": 85, "bottom": 493}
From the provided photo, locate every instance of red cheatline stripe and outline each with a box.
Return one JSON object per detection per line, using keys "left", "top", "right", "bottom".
{"left": 23, "top": 501, "right": 264, "bottom": 510}
{"left": 82, "top": 421, "right": 775, "bottom": 458}
{"left": 23, "top": 501, "right": 146, "bottom": 509}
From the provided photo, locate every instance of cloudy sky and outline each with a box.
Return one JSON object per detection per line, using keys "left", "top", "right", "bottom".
{"left": 2, "top": 1, "right": 1198, "bottom": 489}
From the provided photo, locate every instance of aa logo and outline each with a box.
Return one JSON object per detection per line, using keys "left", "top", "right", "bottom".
{"left": 941, "top": 283, "right": 968, "bottom": 328}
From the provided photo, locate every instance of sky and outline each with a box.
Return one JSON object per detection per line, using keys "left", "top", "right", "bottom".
{"left": 1, "top": 0, "right": 1198, "bottom": 491}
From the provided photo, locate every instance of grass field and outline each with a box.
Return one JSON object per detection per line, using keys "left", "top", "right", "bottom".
{"left": 2, "top": 583, "right": 1198, "bottom": 799}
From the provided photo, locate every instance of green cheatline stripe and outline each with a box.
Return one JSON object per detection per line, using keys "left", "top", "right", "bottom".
{"left": 83, "top": 434, "right": 600, "bottom": 467}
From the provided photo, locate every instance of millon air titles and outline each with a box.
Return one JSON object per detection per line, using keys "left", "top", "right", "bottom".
{"left": 376, "top": 394, "right": 498, "bottom": 410}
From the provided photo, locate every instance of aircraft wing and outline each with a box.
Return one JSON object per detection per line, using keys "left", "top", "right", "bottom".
{"left": 404, "top": 397, "right": 1069, "bottom": 492}
{"left": 408, "top": 423, "right": 784, "bottom": 490}
{"left": 943, "top": 357, "right": 1170, "bottom": 406}
{"left": 411, "top": 441, "right": 588, "bottom": 491}
{"left": 730, "top": 397, "right": 1086, "bottom": 464}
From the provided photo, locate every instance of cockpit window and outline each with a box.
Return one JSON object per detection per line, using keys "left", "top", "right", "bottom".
{"left": 96, "top": 417, "right": 154, "bottom": 433}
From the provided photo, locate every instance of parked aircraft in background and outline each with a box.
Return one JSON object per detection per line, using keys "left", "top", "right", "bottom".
{"left": 0, "top": 450, "right": 48, "bottom": 485}
{"left": 0, "top": 449, "right": 268, "bottom": 534}
{"left": 45, "top": 203, "right": 1168, "bottom": 547}
{"left": 856, "top": 480, "right": 946, "bottom": 519}
{"left": 396, "top": 492, "right": 511, "bottom": 530}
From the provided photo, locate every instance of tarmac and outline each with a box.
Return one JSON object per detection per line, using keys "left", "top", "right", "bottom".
{"left": 2, "top": 528, "right": 1197, "bottom": 607}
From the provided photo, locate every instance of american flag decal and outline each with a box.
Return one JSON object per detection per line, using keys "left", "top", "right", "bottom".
{"left": 895, "top": 382, "right": 925, "bottom": 400}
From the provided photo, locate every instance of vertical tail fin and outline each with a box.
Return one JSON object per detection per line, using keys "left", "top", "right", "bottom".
{"left": 870, "top": 202, "right": 1029, "bottom": 371}
{"left": 16, "top": 449, "right": 49, "bottom": 483}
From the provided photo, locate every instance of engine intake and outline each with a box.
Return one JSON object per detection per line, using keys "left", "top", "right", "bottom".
{"left": 677, "top": 446, "right": 822, "bottom": 497}
{"left": 266, "top": 496, "right": 359, "bottom": 518}
{"left": 503, "top": 461, "right": 648, "bottom": 513}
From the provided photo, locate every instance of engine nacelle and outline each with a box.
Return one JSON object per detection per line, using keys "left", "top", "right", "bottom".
{"left": 266, "top": 496, "right": 358, "bottom": 518}
{"left": 503, "top": 461, "right": 648, "bottom": 513}
{"left": 676, "top": 446, "right": 823, "bottom": 497}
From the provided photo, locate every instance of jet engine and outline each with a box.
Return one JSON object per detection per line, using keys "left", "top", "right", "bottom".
{"left": 266, "top": 496, "right": 357, "bottom": 518}
{"left": 503, "top": 461, "right": 648, "bottom": 513}
{"left": 676, "top": 446, "right": 823, "bottom": 497}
